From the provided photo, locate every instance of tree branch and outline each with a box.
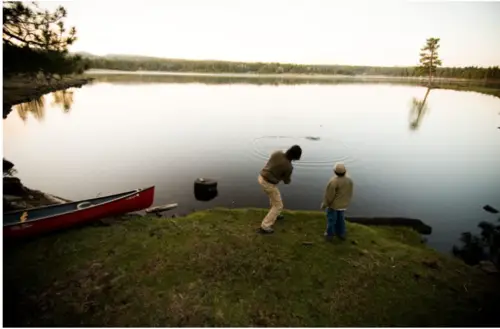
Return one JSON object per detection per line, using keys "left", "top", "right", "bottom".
{"left": 3, "top": 28, "right": 48, "bottom": 48}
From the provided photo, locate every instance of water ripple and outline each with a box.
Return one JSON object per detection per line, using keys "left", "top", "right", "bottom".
{"left": 251, "top": 135, "right": 357, "bottom": 169}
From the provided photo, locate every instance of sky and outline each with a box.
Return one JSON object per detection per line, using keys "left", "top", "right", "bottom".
{"left": 39, "top": 0, "right": 500, "bottom": 67}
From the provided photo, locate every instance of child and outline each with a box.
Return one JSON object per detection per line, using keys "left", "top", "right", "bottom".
{"left": 320, "top": 163, "right": 354, "bottom": 241}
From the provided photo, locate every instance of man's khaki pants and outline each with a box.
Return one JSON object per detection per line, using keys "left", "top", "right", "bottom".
{"left": 258, "top": 175, "right": 283, "bottom": 230}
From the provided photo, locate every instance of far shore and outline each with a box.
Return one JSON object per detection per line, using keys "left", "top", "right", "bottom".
{"left": 84, "top": 69, "right": 500, "bottom": 98}
{"left": 84, "top": 68, "right": 500, "bottom": 83}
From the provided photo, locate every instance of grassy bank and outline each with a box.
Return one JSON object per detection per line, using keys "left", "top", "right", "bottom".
{"left": 3, "top": 75, "right": 92, "bottom": 118}
{"left": 4, "top": 208, "right": 499, "bottom": 327}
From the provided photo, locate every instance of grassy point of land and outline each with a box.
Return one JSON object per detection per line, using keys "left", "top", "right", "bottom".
{"left": 4, "top": 208, "right": 500, "bottom": 327}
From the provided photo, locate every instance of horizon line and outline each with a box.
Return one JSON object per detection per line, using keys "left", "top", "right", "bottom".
{"left": 73, "top": 51, "right": 500, "bottom": 69}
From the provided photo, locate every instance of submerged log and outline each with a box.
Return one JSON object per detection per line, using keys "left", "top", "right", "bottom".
{"left": 46, "top": 194, "right": 73, "bottom": 203}
{"left": 4, "top": 195, "right": 23, "bottom": 202}
{"left": 346, "top": 217, "right": 432, "bottom": 235}
{"left": 43, "top": 193, "right": 69, "bottom": 205}
{"left": 145, "top": 203, "right": 179, "bottom": 214}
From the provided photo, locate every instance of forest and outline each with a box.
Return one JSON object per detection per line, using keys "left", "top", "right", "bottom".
{"left": 84, "top": 54, "right": 500, "bottom": 81}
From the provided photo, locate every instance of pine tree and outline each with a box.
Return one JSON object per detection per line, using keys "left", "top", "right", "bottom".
{"left": 418, "top": 37, "right": 442, "bottom": 86}
{"left": 3, "top": 1, "right": 83, "bottom": 77}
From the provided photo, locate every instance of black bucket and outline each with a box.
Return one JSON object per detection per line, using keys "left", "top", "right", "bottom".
{"left": 194, "top": 178, "right": 218, "bottom": 202}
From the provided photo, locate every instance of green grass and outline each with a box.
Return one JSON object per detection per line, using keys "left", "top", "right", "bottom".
{"left": 4, "top": 208, "right": 500, "bottom": 326}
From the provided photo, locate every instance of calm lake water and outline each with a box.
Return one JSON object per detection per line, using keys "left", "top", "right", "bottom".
{"left": 4, "top": 77, "right": 500, "bottom": 252}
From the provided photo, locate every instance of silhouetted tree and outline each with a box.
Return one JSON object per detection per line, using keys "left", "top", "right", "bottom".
{"left": 3, "top": 1, "right": 76, "bottom": 51}
{"left": 3, "top": 1, "right": 84, "bottom": 78}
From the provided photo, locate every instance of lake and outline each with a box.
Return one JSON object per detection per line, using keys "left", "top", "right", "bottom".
{"left": 3, "top": 76, "right": 500, "bottom": 252}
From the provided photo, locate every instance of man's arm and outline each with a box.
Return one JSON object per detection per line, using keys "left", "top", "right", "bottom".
{"left": 283, "top": 166, "right": 293, "bottom": 185}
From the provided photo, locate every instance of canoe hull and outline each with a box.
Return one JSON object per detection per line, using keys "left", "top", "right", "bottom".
{"left": 3, "top": 186, "right": 155, "bottom": 239}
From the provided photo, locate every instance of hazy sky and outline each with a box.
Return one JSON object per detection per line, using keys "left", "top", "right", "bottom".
{"left": 41, "top": 0, "right": 500, "bottom": 67}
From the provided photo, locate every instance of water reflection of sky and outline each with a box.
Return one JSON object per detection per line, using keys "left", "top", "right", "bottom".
{"left": 3, "top": 82, "right": 500, "bottom": 252}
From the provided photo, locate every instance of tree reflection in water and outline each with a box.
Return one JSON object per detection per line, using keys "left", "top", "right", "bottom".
{"left": 15, "top": 89, "right": 74, "bottom": 122}
{"left": 409, "top": 87, "right": 431, "bottom": 130}
{"left": 52, "top": 89, "right": 74, "bottom": 113}
{"left": 16, "top": 96, "right": 46, "bottom": 122}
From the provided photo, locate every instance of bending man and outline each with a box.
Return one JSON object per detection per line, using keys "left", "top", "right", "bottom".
{"left": 258, "top": 145, "right": 302, "bottom": 234}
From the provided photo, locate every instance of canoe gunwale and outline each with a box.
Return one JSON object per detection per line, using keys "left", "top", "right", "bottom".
{"left": 3, "top": 186, "right": 155, "bottom": 227}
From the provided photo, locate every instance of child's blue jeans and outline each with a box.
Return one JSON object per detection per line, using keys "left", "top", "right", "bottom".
{"left": 325, "top": 208, "right": 346, "bottom": 238}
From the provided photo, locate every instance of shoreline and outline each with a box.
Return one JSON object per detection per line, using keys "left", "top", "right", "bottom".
{"left": 2, "top": 177, "right": 431, "bottom": 236}
{"left": 85, "top": 70, "right": 500, "bottom": 98}
{"left": 85, "top": 68, "right": 500, "bottom": 83}
{"left": 3, "top": 75, "right": 93, "bottom": 119}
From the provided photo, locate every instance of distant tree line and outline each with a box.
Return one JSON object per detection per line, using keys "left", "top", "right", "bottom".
{"left": 3, "top": 1, "right": 88, "bottom": 79}
{"left": 85, "top": 56, "right": 500, "bottom": 81}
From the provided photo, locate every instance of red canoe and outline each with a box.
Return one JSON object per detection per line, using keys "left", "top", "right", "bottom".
{"left": 3, "top": 186, "right": 155, "bottom": 239}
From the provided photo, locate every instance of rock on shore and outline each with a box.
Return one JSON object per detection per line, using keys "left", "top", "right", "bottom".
{"left": 3, "top": 175, "right": 70, "bottom": 212}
